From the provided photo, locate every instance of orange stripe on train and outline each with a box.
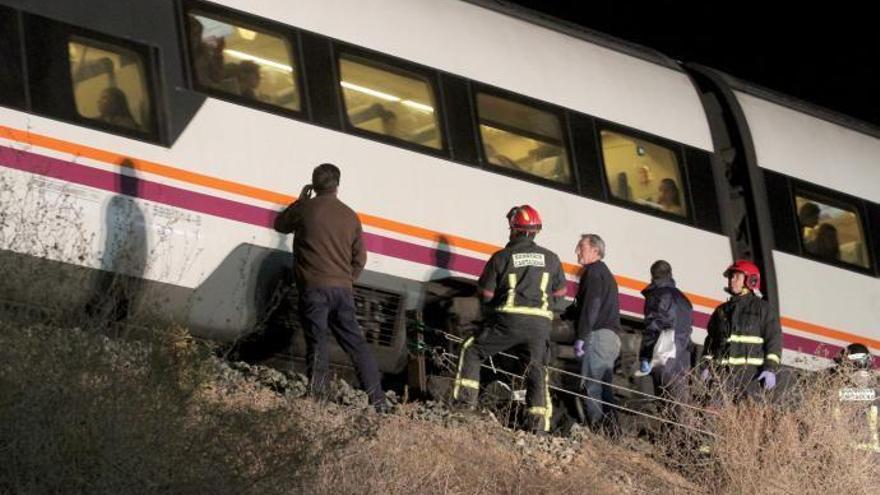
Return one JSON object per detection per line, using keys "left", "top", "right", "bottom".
{"left": 2, "top": 123, "right": 877, "bottom": 351}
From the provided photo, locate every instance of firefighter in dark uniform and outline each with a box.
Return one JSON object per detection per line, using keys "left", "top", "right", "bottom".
{"left": 700, "top": 260, "right": 783, "bottom": 399}
{"left": 452, "top": 205, "right": 567, "bottom": 433}
{"left": 831, "top": 343, "right": 879, "bottom": 453}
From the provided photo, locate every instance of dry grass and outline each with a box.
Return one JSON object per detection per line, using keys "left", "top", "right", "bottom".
{"left": 314, "top": 412, "right": 590, "bottom": 495}
{"left": 1, "top": 318, "right": 874, "bottom": 495}
{"left": 309, "top": 407, "right": 699, "bottom": 495}
{"left": 0, "top": 319, "right": 698, "bottom": 494}
{"left": 0, "top": 321, "right": 369, "bottom": 495}
{"left": 656, "top": 370, "right": 879, "bottom": 495}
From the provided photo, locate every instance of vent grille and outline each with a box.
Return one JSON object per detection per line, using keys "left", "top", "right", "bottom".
{"left": 285, "top": 284, "right": 401, "bottom": 348}
{"left": 353, "top": 285, "right": 401, "bottom": 347}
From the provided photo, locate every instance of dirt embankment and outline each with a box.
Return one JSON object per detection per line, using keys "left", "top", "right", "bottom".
{"left": 2, "top": 323, "right": 876, "bottom": 494}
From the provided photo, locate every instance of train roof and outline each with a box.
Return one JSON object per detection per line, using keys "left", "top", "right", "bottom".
{"left": 462, "top": 0, "right": 683, "bottom": 72}
{"left": 712, "top": 70, "right": 880, "bottom": 141}
{"left": 471, "top": 0, "right": 880, "bottom": 140}
{"left": 722, "top": 70, "right": 880, "bottom": 202}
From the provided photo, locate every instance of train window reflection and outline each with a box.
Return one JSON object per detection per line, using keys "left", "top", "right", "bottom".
{"left": 795, "top": 195, "right": 869, "bottom": 268}
{"left": 476, "top": 93, "right": 571, "bottom": 184}
{"left": 339, "top": 55, "right": 442, "bottom": 149}
{"left": 186, "top": 12, "right": 300, "bottom": 111}
{"left": 68, "top": 38, "right": 151, "bottom": 132}
{"left": 600, "top": 130, "right": 686, "bottom": 217}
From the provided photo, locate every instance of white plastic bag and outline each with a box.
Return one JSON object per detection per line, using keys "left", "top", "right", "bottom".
{"left": 650, "top": 328, "right": 677, "bottom": 369}
{"left": 634, "top": 328, "right": 678, "bottom": 377}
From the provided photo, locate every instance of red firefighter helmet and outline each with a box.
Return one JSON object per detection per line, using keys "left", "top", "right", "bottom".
{"left": 507, "top": 205, "right": 542, "bottom": 233}
{"left": 723, "top": 260, "right": 761, "bottom": 291}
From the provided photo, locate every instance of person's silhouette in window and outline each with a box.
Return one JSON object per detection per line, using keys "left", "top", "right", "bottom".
{"left": 637, "top": 165, "right": 654, "bottom": 202}
{"left": 616, "top": 172, "right": 632, "bottom": 201}
{"left": 798, "top": 201, "right": 820, "bottom": 246}
{"left": 188, "top": 16, "right": 224, "bottom": 87}
{"left": 97, "top": 87, "right": 138, "bottom": 130}
{"left": 657, "top": 178, "right": 683, "bottom": 215}
{"left": 811, "top": 223, "right": 840, "bottom": 261}
{"left": 235, "top": 60, "right": 262, "bottom": 101}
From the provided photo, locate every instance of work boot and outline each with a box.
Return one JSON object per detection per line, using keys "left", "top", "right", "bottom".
{"left": 526, "top": 415, "right": 550, "bottom": 436}
{"left": 373, "top": 400, "right": 393, "bottom": 415}
{"left": 450, "top": 401, "right": 477, "bottom": 414}
{"left": 529, "top": 426, "right": 549, "bottom": 437}
{"left": 451, "top": 402, "right": 492, "bottom": 424}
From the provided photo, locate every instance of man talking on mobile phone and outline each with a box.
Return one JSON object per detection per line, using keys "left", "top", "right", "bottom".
{"left": 274, "top": 163, "right": 387, "bottom": 412}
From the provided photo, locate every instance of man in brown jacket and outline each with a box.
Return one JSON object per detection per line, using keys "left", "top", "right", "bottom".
{"left": 274, "top": 163, "right": 385, "bottom": 410}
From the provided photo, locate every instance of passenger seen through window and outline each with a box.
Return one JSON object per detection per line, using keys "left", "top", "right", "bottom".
{"left": 68, "top": 38, "right": 150, "bottom": 133}
{"left": 795, "top": 195, "right": 869, "bottom": 268}
{"left": 186, "top": 12, "right": 300, "bottom": 111}
{"left": 600, "top": 130, "right": 687, "bottom": 217}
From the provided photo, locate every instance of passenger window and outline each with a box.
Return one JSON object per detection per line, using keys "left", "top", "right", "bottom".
{"left": 339, "top": 55, "right": 442, "bottom": 149}
{"left": 186, "top": 12, "right": 300, "bottom": 111}
{"left": 476, "top": 93, "right": 572, "bottom": 184}
{"left": 795, "top": 195, "right": 869, "bottom": 268}
{"left": 0, "top": 6, "right": 25, "bottom": 110}
{"left": 68, "top": 38, "right": 151, "bottom": 132}
{"left": 600, "top": 130, "right": 687, "bottom": 217}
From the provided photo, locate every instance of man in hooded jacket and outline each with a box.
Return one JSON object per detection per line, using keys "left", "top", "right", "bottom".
{"left": 638, "top": 260, "right": 693, "bottom": 412}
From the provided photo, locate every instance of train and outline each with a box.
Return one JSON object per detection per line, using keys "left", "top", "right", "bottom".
{"left": 0, "top": 0, "right": 877, "bottom": 390}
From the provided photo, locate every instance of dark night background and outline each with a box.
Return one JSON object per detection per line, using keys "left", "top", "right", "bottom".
{"left": 507, "top": 1, "right": 879, "bottom": 128}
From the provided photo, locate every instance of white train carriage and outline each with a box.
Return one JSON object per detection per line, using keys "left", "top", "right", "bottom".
{"left": 729, "top": 83, "right": 880, "bottom": 367}
{"left": 0, "top": 0, "right": 876, "bottom": 374}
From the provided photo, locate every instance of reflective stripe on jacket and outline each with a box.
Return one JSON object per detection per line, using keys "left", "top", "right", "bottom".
{"left": 478, "top": 236, "right": 566, "bottom": 320}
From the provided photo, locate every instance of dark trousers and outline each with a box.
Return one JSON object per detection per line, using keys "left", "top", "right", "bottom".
{"left": 298, "top": 287, "right": 384, "bottom": 406}
{"left": 717, "top": 366, "right": 765, "bottom": 402}
{"left": 651, "top": 356, "right": 692, "bottom": 423}
{"left": 453, "top": 314, "right": 552, "bottom": 431}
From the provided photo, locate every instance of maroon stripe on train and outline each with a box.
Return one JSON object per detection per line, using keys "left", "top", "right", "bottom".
{"left": 1, "top": 145, "right": 854, "bottom": 362}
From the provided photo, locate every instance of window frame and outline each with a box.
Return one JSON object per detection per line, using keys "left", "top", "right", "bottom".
{"left": 867, "top": 202, "right": 880, "bottom": 277}
{"left": 24, "top": 14, "right": 165, "bottom": 144}
{"left": 0, "top": 5, "right": 27, "bottom": 111}
{"left": 684, "top": 146, "right": 723, "bottom": 234}
{"left": 595, "top": 120, "right": 694, "bottom": 225}
{"left": 333, "top": 42, "right": 449, "bottom": 157}
{"left": 181, "top": 0, "right": 308, "bottom": 120}
{"left": 471, "top": 83, "right": 579, "bottom": 193}
{"left": 791, "top": 179, "right": 875, "bottom": 275}
{"left": 439, "top": 73, "right": 479, "bottom": 166}
{"left": 567, "top": 111, "right": 604, "bottom": 200}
